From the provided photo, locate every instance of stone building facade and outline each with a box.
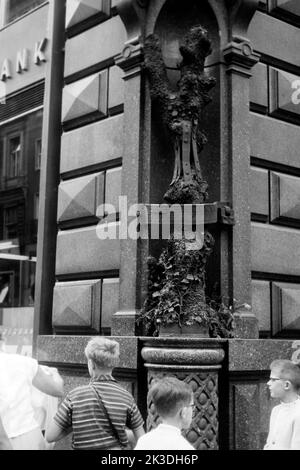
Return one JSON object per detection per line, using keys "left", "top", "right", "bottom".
{"left": 0, "top": 0, "right": 300, "bottom": 450}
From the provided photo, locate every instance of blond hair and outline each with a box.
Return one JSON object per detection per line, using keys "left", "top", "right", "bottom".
{"left": 85, "top": 337, "right": 120, "bottom": 369}
{"left": 270, "top": 359, "right": 300, "bottom": 390}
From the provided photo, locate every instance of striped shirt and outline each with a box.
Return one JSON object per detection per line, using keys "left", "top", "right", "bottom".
{"left": 54, "top": 375, "right": 144, "bottom": 450}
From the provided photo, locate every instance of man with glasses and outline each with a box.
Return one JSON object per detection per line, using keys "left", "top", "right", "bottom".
{"left": 264, "top": 359, "right": 300, "bottom": 450}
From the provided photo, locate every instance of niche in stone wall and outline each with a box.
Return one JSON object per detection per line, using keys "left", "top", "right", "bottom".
{"left": 149, "top": 0, "right": 221, "bottom": 207}
{"left": 148, "top": 0, "right": 221, "bottom": 294}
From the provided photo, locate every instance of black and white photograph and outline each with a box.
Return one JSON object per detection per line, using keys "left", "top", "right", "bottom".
{"left": 0, "top": 0, "right": 300, "bottom": 458}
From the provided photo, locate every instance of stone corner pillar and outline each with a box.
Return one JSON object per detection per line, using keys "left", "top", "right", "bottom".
{"left": 223, "top": 27, "right": 260, "bottom": 338}
{"left": 111, "top": 1, "right": 150, "bottom": 337}
{"left": 141, "top": 338, "right": 226, "bottom": 450}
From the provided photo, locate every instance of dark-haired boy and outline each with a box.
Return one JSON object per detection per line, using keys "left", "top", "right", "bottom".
{"left": 135, "top": 376, "right": 195, "bottom": 450}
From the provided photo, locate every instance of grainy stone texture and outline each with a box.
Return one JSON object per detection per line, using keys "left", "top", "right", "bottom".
{"left": 251, "top": 280, "right": 271, "bottom": 332}
{"left": 270, "top": 172, "right": 300, "bottom": 222}
{"left": 101, "top": 279, "right": 120, "bottom": 330}
{"left": 52, "top": 280, "right": 101, "bottom": 331}
{"left": 105, "top": 167, "right": 122, "bottom": 211}
{"left": 228, "top": 338, "right": 300, "bottom": 371}
{"left": 57, "top": 172, "right": 104, "bottom": 222}
{"left": 250, "top": 62, "right": 268, "bottom": 108}
{"left": 60, "top": 114, "right": 123, "bottom": 174}
{"left": 251, "top": 223, "right": 300, "bottom": 276}
{"left": 56, "top": 226, "right": 120, "bottom": 275}
{"left": 37, "top": 335, "right": 139, "bottom": 369}
{"left": 250, "top": 167, "right": 268, "bottom": 216}
{"left": 250, "top": 114, "right": 300, "bottom": 169}
{"left": 249, "top": 11, "right": 300, "bottom": 66}
{"left": 64, "top": 16, "right": 126, "bottom": 77}
{"left": 108, "top": 65, "right": 124, "bottom": 110}
{"left": 233, "top": 313, "right": 259, "bottom": 339}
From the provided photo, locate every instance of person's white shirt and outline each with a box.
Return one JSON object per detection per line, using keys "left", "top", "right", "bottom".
{"left": 135, "top": 423, "right": 194, "bottom": 450}
{"left": 264, "top": 398, "right": 300, "bottom": 450}
{"left": 0, "top": 352, "right": 40, "bottom": 438}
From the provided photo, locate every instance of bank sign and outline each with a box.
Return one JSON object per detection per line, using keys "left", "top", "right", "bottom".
{"left": 0, "top": 3, "right": 49, "bottom": 99}
{"left": 0, "top": 38, "right": 47, "bottom": 82}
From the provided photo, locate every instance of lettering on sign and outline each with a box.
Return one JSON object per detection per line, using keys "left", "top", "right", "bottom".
{"left": 0, "top": 38, "right": 47, "bottom": 82}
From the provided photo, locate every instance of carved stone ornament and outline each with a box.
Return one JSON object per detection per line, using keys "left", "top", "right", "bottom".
{"left": 144, "top": 26, "right": 216, "bottom": 204}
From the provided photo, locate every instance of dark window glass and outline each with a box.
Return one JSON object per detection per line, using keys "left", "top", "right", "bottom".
{"left": 7, "top": 135, "right": 21, "bottom": 178}
{"left": 35, "top": 138, "right": 42, "bottom": 170}
{"left": 3, "top": 206, "right": 18, "bottom": 239}
{"left": 7, "top": 0, "right": 45, "bottom": 23}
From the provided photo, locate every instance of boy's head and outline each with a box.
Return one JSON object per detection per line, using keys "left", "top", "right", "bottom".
{"left": 85, "top": 337, "right": 120, "bottom": 376}
{"left": 148, "top": 376, "right": 194, "bottom": 429}
{"left": 268, "top": 359, "right": 300, "bottom": 399}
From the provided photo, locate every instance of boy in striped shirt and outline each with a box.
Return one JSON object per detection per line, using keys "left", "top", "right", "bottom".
{"left": 46, "top": 337, "right": 144, "bottom": 450}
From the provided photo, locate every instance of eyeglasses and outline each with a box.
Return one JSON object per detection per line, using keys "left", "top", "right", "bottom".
{"left": 269, "top": 377, "right": 283, "bottom": 382}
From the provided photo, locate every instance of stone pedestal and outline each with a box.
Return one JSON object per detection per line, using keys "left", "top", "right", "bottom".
{"left": 141, "top": 337, "right": 225, "bottom": 450}
{"left": 233, "top": 312, "right": 259, "bottom": 339}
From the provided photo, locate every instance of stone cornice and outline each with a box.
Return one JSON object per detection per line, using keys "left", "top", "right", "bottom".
{"left": 223, "top": 38, "right": 260, "bottom": 76}
{"left": 141, "top": 338, "right": 226, "bottom": 370}
{"left": 142, "top": 346, "right": 225, "bottom": 366}
{"left": 115, "top": 41, "right": 143, "bottom": 78}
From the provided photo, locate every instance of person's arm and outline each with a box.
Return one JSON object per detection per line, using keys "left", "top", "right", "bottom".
{"left": 46, "top": 395, "right": 73, "bottom": 443}
{"left": 291, "top": 414, "right": 300, "bottom": 450}
{"left": 125, "top": 426, "right": 145, "bottom": 449}
{"left": 132, "top": 426, "right": 145, "bottom": 441}
{"left": 32, "top": 366, "right": 64, "bottom": 397}
{"left": 0, "top": 416, "right": 12, "bottom": 450}
{"left": 45, "top": 420, "right": 71, "bottom": 443}
{"left": 127, "top": 400, "right": 145, "bottom": 447}
{"left": 264, "top": 407, "right": 276, "bottom": 450}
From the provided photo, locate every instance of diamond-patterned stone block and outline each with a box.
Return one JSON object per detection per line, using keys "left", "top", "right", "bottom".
{"left": 52, "top": 279, "right": 101, "bottom": 331}
{"left": 269, "top": 68, "right": 300, "bottom": 119}
{"left": 270, "top": 172, "right": 300, "bottom": 224}
{"left": 62, "top": 71, "right": 108, "bottom": 122}
{"left": 57, "top": 172, "right": 105, "bottom": 223}
{"left": 272, "top": 282, "right": 300, "bottom": 335}
{"left": 66, "top": 0, "right": 110, "bottom": 29}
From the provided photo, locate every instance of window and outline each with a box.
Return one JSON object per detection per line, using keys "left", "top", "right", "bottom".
{"left": 35, "top": 138, "right": 41, "bottom": 170}
{"left": 3, "top": 206, "right": 18, "bottom": 239}
{"left": 7, "top": 134, "right": 22, "bottom": 178}
{"left": 1, "top": 0, "right": 45, "bottom": 26}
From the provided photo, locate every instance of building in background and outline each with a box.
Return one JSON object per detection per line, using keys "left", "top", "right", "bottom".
{"left": 0, "top": 0, "right": 47, "bottom": 352}
{"left": 1, "top": 0, "right": 300, "bottom": 449}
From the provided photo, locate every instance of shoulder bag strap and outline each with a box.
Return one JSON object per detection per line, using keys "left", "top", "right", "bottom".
{"left": 90, "top": 384, "right": 122, "bottom": 446}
